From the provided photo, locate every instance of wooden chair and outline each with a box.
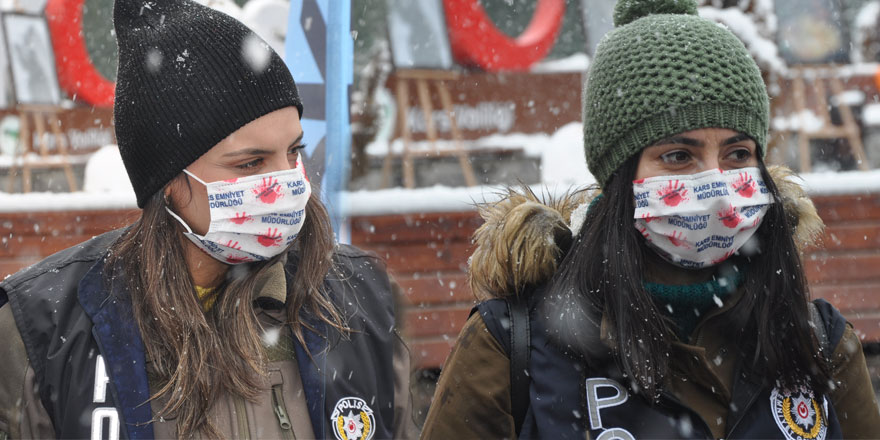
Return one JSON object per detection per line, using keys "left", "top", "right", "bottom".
{"left": 6, "top": 105, "right": 78, "bottom": 193}
{"left": 381, "top": 69, "right": 478, "bottom": 189}
{"left": 788, "top": 66, "right": 869, "bottom": 173}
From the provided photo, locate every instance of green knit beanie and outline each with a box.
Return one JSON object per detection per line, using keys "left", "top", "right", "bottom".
{"left": 584, "top": 0, "right": 770, "bottom": 187}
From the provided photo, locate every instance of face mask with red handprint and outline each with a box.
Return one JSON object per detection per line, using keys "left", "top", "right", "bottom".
{"left": 632, "top": 167, "right": 773, "bottom": 269}
{"left": 166, "top": 160, "right": 311, "bottom": 264}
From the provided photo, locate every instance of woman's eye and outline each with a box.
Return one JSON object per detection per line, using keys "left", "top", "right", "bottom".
{"left": 288, "top": 145, "right": 306, "bottom": 161}
{"left": 660, "top": 150, "right": 691, "bottom": 165}
{"left": 727, "top": 148, "right": 752, "bottom": 162}
{"left": 236, "top": 158, "right": 263, "bottom": 170}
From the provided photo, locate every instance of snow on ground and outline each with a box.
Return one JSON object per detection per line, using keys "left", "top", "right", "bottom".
{"left": 366, "top": 121, "right": 585, "bottom": 159}
{"left": 0, "top": 192, "right": 137, "bottom": 213}
{"left": 779, "top": 63, "right": 880, "bottom": 79}
{"left": 751, "top": 0, "right": 777, "bottom": 33}
{"left": 348, "top": 169, "right": 880, "bottom": 215}
{"left": 345, "top": 182, "right": 588, "bottom": 216}
{"left": 367, "top": 134, "right": 545, "bottom": 158}
{"left": 853, "top": 2, "right": 880, "bottom": 64}
{"left": 0, "top": 124, "right": 878, "bottom": 214}
{"left": 82, "top": 145, "right": 136, "bottom": 197}
{"left": 0, "top": 153, "right": 92, "bottom": 168}
{"left": 864, "top": 103, "right": 880, "bottom": 126}
{"left": 530, "top": 53, "right": 590, "bottom": 73}
{"left": 540, "top": 122, "right": 591, "bottom": 185}
{"left": 8, "top": 169, "right": 870, "bottom": 215}
{"left": 772, "top": 110, "right": 824, "bottom": 133}
{"left": 832, "top": 90, "right": 866, "bottom": 107}
{"left": 829, "top": 63, "right": 880, "bottom": 78}
{"left": 798, "top": 169, "right": 880, "bottom": 196}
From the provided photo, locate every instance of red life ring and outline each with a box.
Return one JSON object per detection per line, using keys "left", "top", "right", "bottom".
{"left": 442, "top": 0, "right": 565, "bottom": 71}
{"left": 45, "top": 0, "right": 116, "bottom": 108}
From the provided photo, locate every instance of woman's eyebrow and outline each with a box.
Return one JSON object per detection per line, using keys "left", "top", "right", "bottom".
{"left": 652, "top": 136, "right": 703, "bottom": 147}
{"left": 289, "top": 132, "right": 305, "bottom": 147}
{"left": 221, "top": 133, "right": 305, "bottom": 157}
{"left": 221, "top": 148, "right": 275, "bottom": 157}
{"left": 721, "top": 134, "right": 752, "bottom": 146}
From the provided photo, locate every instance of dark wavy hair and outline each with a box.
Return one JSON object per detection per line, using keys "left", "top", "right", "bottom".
{"left": 546, "top": 153, "right": 831, "bottom": 401}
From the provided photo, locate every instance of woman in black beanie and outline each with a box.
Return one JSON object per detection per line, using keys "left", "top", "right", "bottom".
{"left": 0, "top": 1, "right": 414, "bottom": 439}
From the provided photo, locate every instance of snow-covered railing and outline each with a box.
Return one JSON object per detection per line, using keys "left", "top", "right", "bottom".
{"left": 0, "top": 169, "right": 878, "bottom": 215}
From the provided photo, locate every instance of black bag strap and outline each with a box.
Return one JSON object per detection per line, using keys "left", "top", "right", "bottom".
{"left": 507, "top": 295, "right": 531, "bottom": 437}
{"left": 809, "top": 301, "right": 831, "bottom": 362}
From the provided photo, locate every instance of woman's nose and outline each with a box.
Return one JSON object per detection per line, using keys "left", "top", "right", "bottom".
{"left": 696, "top": 154, "right": 721, "bottom": 172}
{"left": 268, "top": 153, "right": 294, "bottom": 173}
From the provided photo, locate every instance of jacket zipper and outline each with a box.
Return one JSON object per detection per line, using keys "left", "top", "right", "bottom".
{"left": 272, "top": 384, "right": 295, "bottom": 440}
{"left": 234, "top": 395, "right": 251, "bottom": 440}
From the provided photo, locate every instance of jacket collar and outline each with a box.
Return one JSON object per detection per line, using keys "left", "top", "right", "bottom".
{"left": 251, "top": 259, "right": 289, "bottom": 308}
{"left": 597, "top": 279, "right": 747, "bottom": 346}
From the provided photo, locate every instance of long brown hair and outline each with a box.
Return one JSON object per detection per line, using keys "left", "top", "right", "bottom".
{"left": 104, "top": 180, "right": 344, "bottom": 438}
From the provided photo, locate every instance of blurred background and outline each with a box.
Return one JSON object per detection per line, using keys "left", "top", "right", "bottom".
{"left": 0, "top": 0, "right": 878, "bottom": 425}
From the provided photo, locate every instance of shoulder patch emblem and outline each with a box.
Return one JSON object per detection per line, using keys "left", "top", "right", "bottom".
{"left": 331, "top": 397, "right": 376, "bottom": 440}
{"left": 770, "top": 387, "right": 827, "bottom": 440}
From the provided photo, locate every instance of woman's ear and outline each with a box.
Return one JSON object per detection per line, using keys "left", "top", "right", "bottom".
{"left": 163, "top": 174, "right": 194, "bottom": 208}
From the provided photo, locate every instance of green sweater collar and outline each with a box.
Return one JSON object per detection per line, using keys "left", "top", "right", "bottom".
{"left": 645, "top": 268, "right": 744, "bottom": 341}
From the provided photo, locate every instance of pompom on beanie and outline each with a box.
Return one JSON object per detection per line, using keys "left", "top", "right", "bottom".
{"left": 584, "top": 0, "right": 770, "bottom": 187}
{"left": 113, "top": 0, "right": 303, "bottom": 208}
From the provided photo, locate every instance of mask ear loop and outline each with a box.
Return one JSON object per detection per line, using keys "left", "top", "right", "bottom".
{"left": 183, "top": 169, "right": 209, "bottom": 186}
{"left": 165, "top": 207, "right": 196, "bottom": 234}
{"left": 164, "top": 170, "right": 204, "bottom": 235}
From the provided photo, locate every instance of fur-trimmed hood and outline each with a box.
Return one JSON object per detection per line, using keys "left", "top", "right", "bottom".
{"left": 468, "top": 166, "right": 824, "bottom": 301}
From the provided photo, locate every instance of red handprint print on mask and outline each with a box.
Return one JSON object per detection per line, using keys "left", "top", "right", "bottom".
{"left": 224, "top": 240, "right": 242, "bottom": 250}
{"left": 226, "top": 255, "right": 252, "bottom": 264}
{"left": 732, "top": 171, "right": 757, "bottom": 198}
{"left": 717, "top": 204, "right": 743, "bottom": 228}
{"left": 257, "top": 228, "right": 283, "bottom": 247}
{"left": 640, "top": 213, "right": 660, "bottom": 223}
{"left": 657, "top": 180, "right": 689, "bottom": 207}
{"left": 253, "top": 177, "right": 283, "bottom": 204}
{"left": 229, "top": 212, "right": 253, "bottom": 225}
{"left": 667, "top": 231, "right": 689, "bottom": 248}
{"left": 711, "top": 250, "right": 735, "bottom": 265}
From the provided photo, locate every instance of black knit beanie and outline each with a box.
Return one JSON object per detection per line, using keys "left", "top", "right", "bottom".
{"left": 113, "top": 0, "right": 304, "bottom": 208}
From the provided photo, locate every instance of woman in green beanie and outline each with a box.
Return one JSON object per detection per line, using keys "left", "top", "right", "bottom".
{"left": 421, "top": 0, "right": 880, "bottom": 438}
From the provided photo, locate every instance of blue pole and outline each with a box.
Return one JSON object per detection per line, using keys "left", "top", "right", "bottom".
{"left": 325, "top": 0, "right": 352, "bottom": 242}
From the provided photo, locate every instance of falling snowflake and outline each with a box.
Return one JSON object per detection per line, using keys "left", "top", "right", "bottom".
{"left": 242, "top": 33, "right": 271, "bottom": 74}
